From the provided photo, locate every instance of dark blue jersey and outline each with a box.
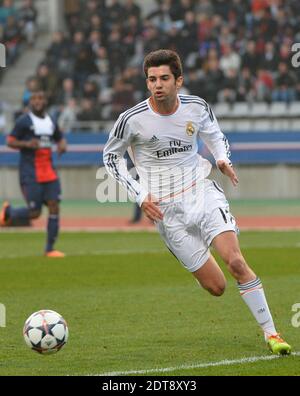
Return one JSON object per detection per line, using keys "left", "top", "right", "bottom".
{"left": 7, "top": 112, "right": 63, "bottom": 184}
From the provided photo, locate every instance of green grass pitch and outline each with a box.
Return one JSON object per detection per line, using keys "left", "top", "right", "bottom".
{"left": 0, "top": 231, "right": 299, "bottom": 376}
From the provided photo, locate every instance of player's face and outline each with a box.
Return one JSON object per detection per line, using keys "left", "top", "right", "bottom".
{"left": 30, "top": 92, "right": 47, "bottom": 113}
{"left": 146, "top": 65, "right": 183, "bottom": 102}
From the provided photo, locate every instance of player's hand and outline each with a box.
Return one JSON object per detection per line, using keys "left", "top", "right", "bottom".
{"left": 25, "top": 139, "right": 40, "bottom": 150}
{"left": 57, "top": 139, "right": 67, "bottom": 157}
{"left": 217, "top": 160, "right": 239, "bottom": 187}
{"left": 141, "top": 194, "right": 164, "bottom": 222}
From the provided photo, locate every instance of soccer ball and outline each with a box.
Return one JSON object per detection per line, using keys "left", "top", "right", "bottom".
{"left": 23, "top": 310, "right": 69, "bottom": 354}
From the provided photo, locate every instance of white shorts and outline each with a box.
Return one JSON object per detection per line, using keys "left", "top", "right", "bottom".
{"left": 156, "top": 179, "right": 238, "bottom": 273}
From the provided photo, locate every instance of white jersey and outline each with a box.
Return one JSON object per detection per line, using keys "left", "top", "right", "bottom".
{"left": 103, "top": 94, "right": 231, "bottom": 206}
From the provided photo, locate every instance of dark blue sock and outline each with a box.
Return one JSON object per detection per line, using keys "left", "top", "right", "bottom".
{"left": 46, "top": 215, "right": 59, "bottom": 252}
{"left": 132, "top": 203, "right": 142, "bottom": 222}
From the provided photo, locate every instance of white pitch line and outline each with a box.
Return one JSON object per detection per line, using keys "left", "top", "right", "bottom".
{"left": 97, "top": 352, "right": 300, "bottom": 376}
{"left": 0, "top": 244, "right": 298, "bottom": 260}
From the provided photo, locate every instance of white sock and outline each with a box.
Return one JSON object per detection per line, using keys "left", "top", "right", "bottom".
{"left": 238, "top": 277, "right": 277, "bottom": 340}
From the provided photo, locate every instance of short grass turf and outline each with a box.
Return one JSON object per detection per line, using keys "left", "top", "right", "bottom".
{"left": 0, "top": 231, "right": 299, "bottom": 376}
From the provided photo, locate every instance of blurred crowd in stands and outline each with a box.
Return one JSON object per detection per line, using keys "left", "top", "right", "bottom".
{"left": 0, "top": 0, "right": 38, "bottom": 132}
{"left": 2, "top": 0, "right": 300, "bottom": 132}
{"left": 0, "top": 0, "right": 37, "bottom": 68}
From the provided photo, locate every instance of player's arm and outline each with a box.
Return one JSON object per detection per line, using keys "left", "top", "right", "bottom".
{"left": 7, "top": 136, "right": 40, "bottom": 150}
{"left": 56, "top": 138, "right": 67, "bottom": 156}
{"left": 141, "top": 193, "right": 164, "bottom": 222}
{"left": 103, "top": 116, "right": 150, "bottom": 208}
{"left": 104, "top": 117, "right": 163, "bottom": 221}
{"left": 53, "top": 123, "right": 67, "bottom": 156}
{"left": 6, "top": 117, "right": 40, "bottom": 150}
{"left": 216, "top": 159, "right": 238, "bottom": 186}
{"left": 198, "top": 102, "right": 238, "bottom": 186}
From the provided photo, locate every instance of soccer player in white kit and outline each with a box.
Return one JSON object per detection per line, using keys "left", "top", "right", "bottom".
{"left": 104, "top": 49, "right": 291, "bottom": 355}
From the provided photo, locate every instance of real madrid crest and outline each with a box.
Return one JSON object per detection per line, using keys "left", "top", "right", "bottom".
{"left": 186, "top": 121, "right": 195, "bottom": 137}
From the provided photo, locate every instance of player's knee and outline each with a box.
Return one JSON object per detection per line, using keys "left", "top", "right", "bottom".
{"left": 29, "top": 209, "right": 41, "bottom": 219}
{"left": 47, "top": 201, "right": 59, "bottom": 215}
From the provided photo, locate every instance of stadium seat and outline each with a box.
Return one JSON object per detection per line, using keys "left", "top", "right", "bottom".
{"left": 234, "top": 120, "right": 252, "bottom": 131}
{"left": 218, "top": 119, "right": 235, "bottom": 132}
{"left": 231, "top": 103, "right": 250, "bottom": 118}
{"left": 288, "top": 102, "right": 300, "bottom": 117}
{"left": 269, "top": 103, "right": 288, "bottom": 118}
{"left": 248, "top": 103, "right": 271, "bottom": 130}
{"left": 250, "top": 103, "right": 270, "bottom": 118}
{"left": 268, "top": 103, "right": 289, "bottom": 129}
{"left": 252, "top": 119, "right": 273, "bottom": 131}
{"left": 288, "top": 118, "right": 300, "bottom": 130}
{"left": 213, "top": 103, "right": 231, "bottom": 119}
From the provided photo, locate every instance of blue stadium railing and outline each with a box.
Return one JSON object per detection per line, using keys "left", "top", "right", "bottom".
{"left": 0, "top": 131, "right": 300, "bottom": 166}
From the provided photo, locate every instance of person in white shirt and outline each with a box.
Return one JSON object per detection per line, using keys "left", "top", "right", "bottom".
{"left": 104, "top": 49, "right": 291, "bottom": 355}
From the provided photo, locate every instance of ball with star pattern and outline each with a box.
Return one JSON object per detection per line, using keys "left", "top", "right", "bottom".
{"left": 23, "top": 310, "right": 69, "bottom": 354}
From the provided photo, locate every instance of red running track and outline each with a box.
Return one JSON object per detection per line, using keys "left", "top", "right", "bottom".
{"left": 29, "top": 216, "right": 300, "bottom": 231}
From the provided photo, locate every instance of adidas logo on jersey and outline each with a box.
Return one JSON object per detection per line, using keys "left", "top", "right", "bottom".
{"left": 149, "top": 135, "right": 159, "bottom": 143}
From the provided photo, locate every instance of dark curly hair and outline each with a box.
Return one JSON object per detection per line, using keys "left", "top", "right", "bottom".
{"left": 143, "top": 49, "right": 183, "bottom": 80}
